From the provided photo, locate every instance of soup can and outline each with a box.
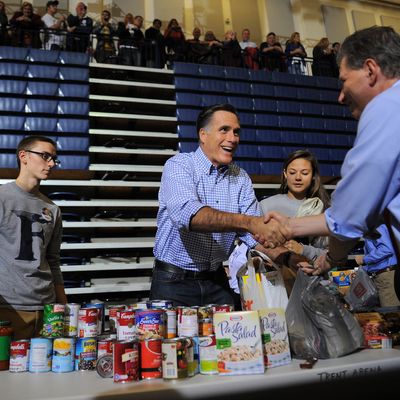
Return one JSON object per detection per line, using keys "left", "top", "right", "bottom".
{"left": 78, "top": 308, "right": 99, "bottom": 338}
{"left": 116, "top": 310, "right": 136, "bottom": 341}
{"left": 140, "top": 338, "right": 162, "bottom": 379}
{"left": 135, "top": 309, "right": 165, "bottom": 340}
{"left": 96, "top": 354, "right": 113, "bottom": 378}
{"left": 64, "top": 303, "right": 80, "bottom": 337}
{"left": 199, "top": 335, "right": 218, "bottom": 375}
{"left": 28, "top": 338, "right": 52, "bottom": 373}
{"left": 84, "top": 302, "right": 105, "bottom": 335}
{"left": 107, "top": 305, "right": 125, "bottom": 334}
{"left": 9, "top": 340, "right": 30, "bottom": 373}
{"left": 161, "top": 338, "right": 188, "bottom": 380}
{"left": 113, "top": 340, "right": 139, "bottom": 383}
{"left": 52, "top": 338, "right": 75, "bottom": 373}
{"left": 177, "top": 307, "right": 198, "bottom": 337}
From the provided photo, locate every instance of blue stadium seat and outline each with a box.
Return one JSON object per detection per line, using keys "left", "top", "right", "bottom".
{"left": 324, "top": 119, "right": 347, "bottom": 132}
{"left": 258, "top": 145, "right": 283, "bottom": 159}
{"left": 59, "top": 66, "right": 89, "bottom": 81}
{"left": 260, "top": 161, "right": 282, "bottom": 175}
{"left": 255, "top": 114, "right": 279, "bottom": 128}
{"left": 329, "top": 148, "right": 348, "bottom": 162}
{"left": 0, "top": 154, "right": 17, "bottom": 168}
{"left": 56, "top": 136, "right": 89, "bottom": 151}
{"left": 295, "top": 74, "right": 318, "bottom": 87}
{"left": 58, "top": 155, "right": 89, "bottom": 169}
{"left": 323, "top": 104, "right": 345, "bottom": 117}
{"left": 319, "top": 163, "right": 333, "bottom": 176}
{"left": 317, "top": 76, "right": 340, "bottom": 90}
{"left": 277, "top": 100, "right": 300, "bottom": 114}
{"left": 225, "top": 66, "right": 250, "bottom": 81}
{"left": 238, "top": 112, "right": 255, "bottom": 125}
{"left": 256, "top": 129, "right": 281, "bottom": 143}
{"left": 225, "top": 81, "right": 251, "bottom": 95}
{"left": 175, "top": 92, "right": 202, "bottom": 106}
{"left": 0, "top": 97, "right": 25, "bottom": 112}
{"left": 319, "top": 90, "right": 339, "bottom": 102}
{"left": 177, "top": 125, "right": 198, "bottom": 139}
{"left": 301, "top": 117, "right": 325, "bottom": 130}
{"left": 235, "top": 144, "right": 258, "bottom": 158}
{"left": 236, "top": 160, "right": 260, "bottom": 174}
{"left": 27, "top": 64, "right": 59, "bottom": 79}
{"left": 179, "top": 141, "right": 198, "bottom": 153}
{"left": 0, "top": 116, "right": 25, "bottom": 131}
{"left": 346, "top": 120, "right": 358, "bottom": 133}
{"left": 299, "top": 102, "right": 323, "bottom": 116}
{"left": 248, "top": 69, "right": 272, "bottom": 82}
{"left": 254, "top": 98, "right": 277, "bottom": 112}
{"left": 58, "top": 83, "right": 89, "bottom": 98}
{"left": 26, "top": 99, "right": 58, "bottom": 114}
{"left": 201, "top": 94, "right": 227, "bottom": 106}
{"left": 251, "top": 83, "right": 274, "bottom": 97}
{"left": 200, "top": 79, "right": 226, "bottom": 93}
{"left": 27, "top": 81, "right": 58, "bottom": 96}
{"left": 348, "top": 134, "right": 356, "bottom": 146}
{"left": 0, "top": 62, "right": 28, "bottom": 77}
{"left": 0, "top": 79, "right": 27, "bottom": 94}
{"left": 297, "top": 87, "right": 320, "bottom": 101}
{"left": 176, "top": 108, "right": 199, "bottom": 122}
{"left": 227, "top": 96, "right": 253, "bottom": 110}
{"left": 0, "top": 46, "right": 28, "bottom": 60}
{"left": 331, "top": 164, "right": 342, "bottom": 177}
{"left": 281, "top": 130, "right": 304, "bottom": 144}
{"left": 240, "top": 128, "right": 256, "bottom": 142}
{"left": 326, "top": 133, "right": 349, "bottom": 147}
{"left": 173, "top": 62, "right": 199, "bottom": 75}
{"left": 311, "top": 147, "right": 330, "bottom": 161}
{"left": 271, "top": 71, "right": 296, "bottom": 84}
{"left": 303, "top": 132, "right": 327, "bottom": 146}
{"left": 58, "top": 100, "right": 89, "bottom": 115}
{"left": 57, "top": 118, "right": 89, "bottom": 133}
{"left": 58, "top": 50, "right": 89, "bottom": 65}
{"left": 273, "top": 85, "right": 298, "bottom": 99}
{"left": 28, "top": 48, "right": 60, "bottom": 63}
{"left": 279, "top": 115, "right": 302, "bottom": 129}
{"left": 25, "top": 117, "right": 58, "bottom": 132}
{"left": 343, "top": 107, "right": 353, "bottom": 118}
{"left": 282, "top": 146, "right": 303, "bottom": 158}
{"left": 198, "top": 64, "right": 225, "bottom": 78}
{"left": 0, "top": 134, "right": 24, "bottom": 149}
{"left": 174, "top": 76, "right": 201, "bottom": 90}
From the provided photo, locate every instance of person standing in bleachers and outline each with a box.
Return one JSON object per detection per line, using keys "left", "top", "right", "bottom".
{"left": 259, "top": 32, "right": 285, "bottom": 72}
{"left": 117, "top": 14, "right": 145, "bottom": 66}
{"left": 0, "top": 135, "right": 67, "bottom": 340}
{"left": 93, "top": 9, "right": 117, "bottom": 64}
{"left": 202, "top": 30, "right": 222, "bottom": 65}
{"left": 285, "top": 32, "right": 307, "bottom": 75}
{"left": 239, "top": 28, "right": 259, "bottom": 69}
{"left": 221, "top": 30, "right": 243, "bottom": 68}
{"left": 66, "top": 2, "right": 93, "bottom": 53}
{"left": 164, "top": 18, "right": 187, "bottom": 68}
{"left": 311, "top": 37, "right": 337, "bottom": 77}
{"left": 0, "top": 1, "right": 10, "bottom": 45}
{"left": 42, "top": 0, "right": 67, "bottom": 51}
{"left": 144, "top": 18, "right": 165, "bottom": 68}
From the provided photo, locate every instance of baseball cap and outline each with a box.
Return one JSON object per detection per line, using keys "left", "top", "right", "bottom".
{"left": 46, "top": 0, "right": 59, "bottom": 8}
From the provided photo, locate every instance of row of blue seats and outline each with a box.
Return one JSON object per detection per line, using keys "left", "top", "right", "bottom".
{"left": 0, "top": 134, "right": 89, "bottom": 151}
{"left": 179, "top": 141, "right": 348, "bottom": 162}
{"left": 0, "top": 79, "right": 89, "bottom": 97}
{"left": 0, "top": 153, "right": 89, "bottom": 169}
{"left": 173, "top": 62, "right": 340, "bottom": 90}
{"left": 176, "top": 93, "right": 349, "bottom": 118}
{"left": 177, "top": 125, "right": 355, "bottom": 147}
{"left": 0, "top": 62, "right": 89, "bottom": 81}
{"left": 177, "top": 110, "right": 357, "bottom": 133}
{"left": 0, "top": 46, "right": 89, "bottom": 66}
{"left": 0, "top": 116, "right": 89, "bottom": 133}
{"left": 175, "top": 78, "right": 339, "bottom": 103}
{"left": 0, "top": 97, "right": 89, "bottom": 115}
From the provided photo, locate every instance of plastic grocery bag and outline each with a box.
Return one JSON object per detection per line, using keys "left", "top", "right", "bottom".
{"left": 286, "top": 270, "right": 364, "bottom": 359}
{"left": 237, "top": 249, "right": 288, "bottom": 311}
{"left": 344, "top": 268, "right": 380, "bottom": 311}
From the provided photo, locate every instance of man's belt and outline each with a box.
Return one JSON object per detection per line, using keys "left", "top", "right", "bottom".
{"left": 154, "top": 259, "right": 222, "bottom": 280}
{"left": 369, "top": 265, "right": 397, "bottom": 276}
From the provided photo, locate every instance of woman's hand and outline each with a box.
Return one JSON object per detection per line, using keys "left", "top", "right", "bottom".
{"left": 284, "top": 240, "right": 303, "bottom": 255}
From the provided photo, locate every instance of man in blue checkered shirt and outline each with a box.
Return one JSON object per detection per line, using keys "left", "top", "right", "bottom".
{"left": 150, "top": 104, "right": 289, "bottom": 306}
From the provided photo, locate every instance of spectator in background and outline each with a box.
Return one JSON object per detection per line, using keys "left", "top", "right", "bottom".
{"left": 66, "top": 2, "right": 93, "bottom": 53}
{"left": 239, "top": 28, "right": 259, "bottom": 69}
{"left": 42, "top": 0, "right": 67, "bottom": 51}
{"left": 93, "top": 9, "right": 117, "bottom": 64}
{"left": 221, "top": 30, "right": 242, "bottom": 68}
{"left": 186, "top": 27, "right": 207, "bottom": 64}
{"left": 202, "top": 30, "right": 222, "bottom": 65}
{"left": 10, "top": 1, "right": 43, "bottom": 48}
{"left": 164, "top": 18, "right": 186, "bottom": 67}
{"left": 0, "top": 1, "right": 10, "bottom": 45}
{"left": 331, "top": 41, "right": 341, "bottom": 77}
{"left": 259, "top": 32, "right": 285, "bottom": 72}
{"left": 117, "top": 14, "right": 144, "bottom": 66}
{"left": 285, "top": 32, "right": 307, "bottom": 75}
{"left": 312, "top": 37, "right": 337, "bottom": 77}
{"left": 144, "top": 18, "right": 165, "bottom": 68}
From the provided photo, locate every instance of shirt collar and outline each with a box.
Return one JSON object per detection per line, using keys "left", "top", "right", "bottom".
{"left": 194, "top": 147, "right": 230, "bottom": 175}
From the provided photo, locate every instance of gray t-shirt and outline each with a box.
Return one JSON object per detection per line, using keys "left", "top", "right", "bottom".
{"left": 0, "top": 182, "right": 63, "bottom": 310}
{"left": 259, "top": 193, "right": 327, "bottom": 260}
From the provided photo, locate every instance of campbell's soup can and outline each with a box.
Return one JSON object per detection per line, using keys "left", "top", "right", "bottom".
{"left": 28, "top": 338, "right": 52, "bottom": 373}
{"left": 84, "top": 302, "right": 105, "bottom": 335}
{"left": 96, "top": 354, "right": 113, "bottom": 378}
{"left": 52, "top": 338, "right": 75, "bottom": 373}
{"left": 75, "top": 338, "right": 97, "bottom": 371}
{"left": 146, "top": 299, "right": 173, "bottom": 309}
{"left": 136, "top": 309, "right": 165, "bottom": 340}
{"left": 97, "top": 338, "right": 115, "bottom": 358}
{"left": 177, "top": 307, "right": 198, "bottom": 337}
{"left": 78, "top": 308, "right": 99, "bottom": 338}
{"left": 9, "top": 340, "right": 30, "bottom": 372}
{"left": 107, "top": 305, "right": 125, "bottom": 334}
{"left": 116, "top": 310, "right": 136, "bottom": 341}
{"left": 42, "top": 303, "right": 65, "bottom": 338}
{"left": 161, "top": 338, "right": 188, "bottom": 380}
{"left": 64, "top": 303, "right": 80, "bottom": 337}
{"left": 140, "top": 339, "right": 162, "bottom": 379}
{"left": 113, "top": 340, "right": 139, "bottom": 383}
{"left": 199, "top": 335, "right": 218, "bottom": 375}
{"left": 166, "top": 308, "right": 177, "bottom": 338}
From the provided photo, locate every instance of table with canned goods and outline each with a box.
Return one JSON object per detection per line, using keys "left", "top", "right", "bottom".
{"left": 1, "top": 348, "right": 400, "bottom": 400}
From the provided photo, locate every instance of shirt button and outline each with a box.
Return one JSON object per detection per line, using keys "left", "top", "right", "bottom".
{"left": 216, "top": 200, "right": 219, "bottom": 203}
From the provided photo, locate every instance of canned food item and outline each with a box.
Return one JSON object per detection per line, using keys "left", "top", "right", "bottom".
{"left": 199, "top": 335, "right": 218, "bottom": 375}
{"left": 0, "top": 320, "right": 14, "bottom": 371}
{"left": 29, "top": 338, "right": 52, "bottom": 373}
{"left": 84, "top": 302, "right": 105, "bottom": 335}
{"left": 64, "top": 303, "right": 81, "bottom": 337}
{"left": 113, "top": 340, "right": 139, "bottom": 383}
{"left": 52, "top": 338, "right": 75, "bottom": 373}
{"left": 130, "top": 302, "right": 148, "bottom": 309}
{"left": 42, "top": 304, "right": 65, "bottom": 338}
{"left": 199, "top": 318, "right": 213, "bottom": 336}
{"left": 98, "top": 338, "right": 115, "bottom": 358}
{"left": 78, "top": 308, "right": 99, "bottom": 338}
{"left": 166, "top": 308, "right": 177, "bottom": 339}
{"left": 75, "top": 338, "right": 97, "bottom": 371}
{"left": 135, "top": 309, "right": 165, "bottom": 340}
{"left": 107, "top": 305, "right": 125, "bottom": 334}
{"left": 146, "top": 300, "right": 173, "bottom": 309}
{"left": 116, "top": 310, "right": 136, "bottom": 341}
{"left": 213, "top": 304, "right": 234, "bottom": 313}
{"left": 140, "top": 339, "right": 162, "bottom": 379}
{"left": 161, "top": 338, "right": 188, "bottom": 380}
{"left": 96, "top": 354, "right": 113, "bottom": 378}
{"left": 197, "top": 306, "right": 213, "bottom": 320}
{"left": 177, "top": 307, "right": 198, "bottom": 337}
{"left": 184, "top": 337, "right": 196, "bottom": 377}
{"left": 9, "top": 340, "right": 30, "bottom": 373}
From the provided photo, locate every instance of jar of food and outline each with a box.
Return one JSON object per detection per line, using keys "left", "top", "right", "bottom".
{"left": 0, "top": 320, "right": 14, "bottom": 371}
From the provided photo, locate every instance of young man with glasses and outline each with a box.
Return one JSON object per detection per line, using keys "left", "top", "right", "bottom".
{"left": 0, "top": 135, "right": 67, "bottom": 339}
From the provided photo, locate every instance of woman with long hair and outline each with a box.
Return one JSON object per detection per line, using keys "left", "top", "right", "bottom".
{"left": 285, "top": 31, "right": 307, "bottom": 74}
{"left": 312, "top": 37, "right": 337, "bottom": 77}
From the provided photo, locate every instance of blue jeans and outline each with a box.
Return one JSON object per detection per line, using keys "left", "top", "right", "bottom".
{"left": 149, "top": 265, "right": 234, "bottom": 307}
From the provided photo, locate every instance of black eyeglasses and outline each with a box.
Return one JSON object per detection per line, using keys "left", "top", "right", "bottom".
{"left": 24, "top": 150, "right": 61, "bottom": 166}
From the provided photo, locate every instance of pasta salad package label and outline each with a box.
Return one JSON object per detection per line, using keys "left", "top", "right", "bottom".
{"left": 258, "top": 308, "right": 291, "bottom": 368}
{"left": 213, "top": 311, "right": 264, "bottom": 375}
